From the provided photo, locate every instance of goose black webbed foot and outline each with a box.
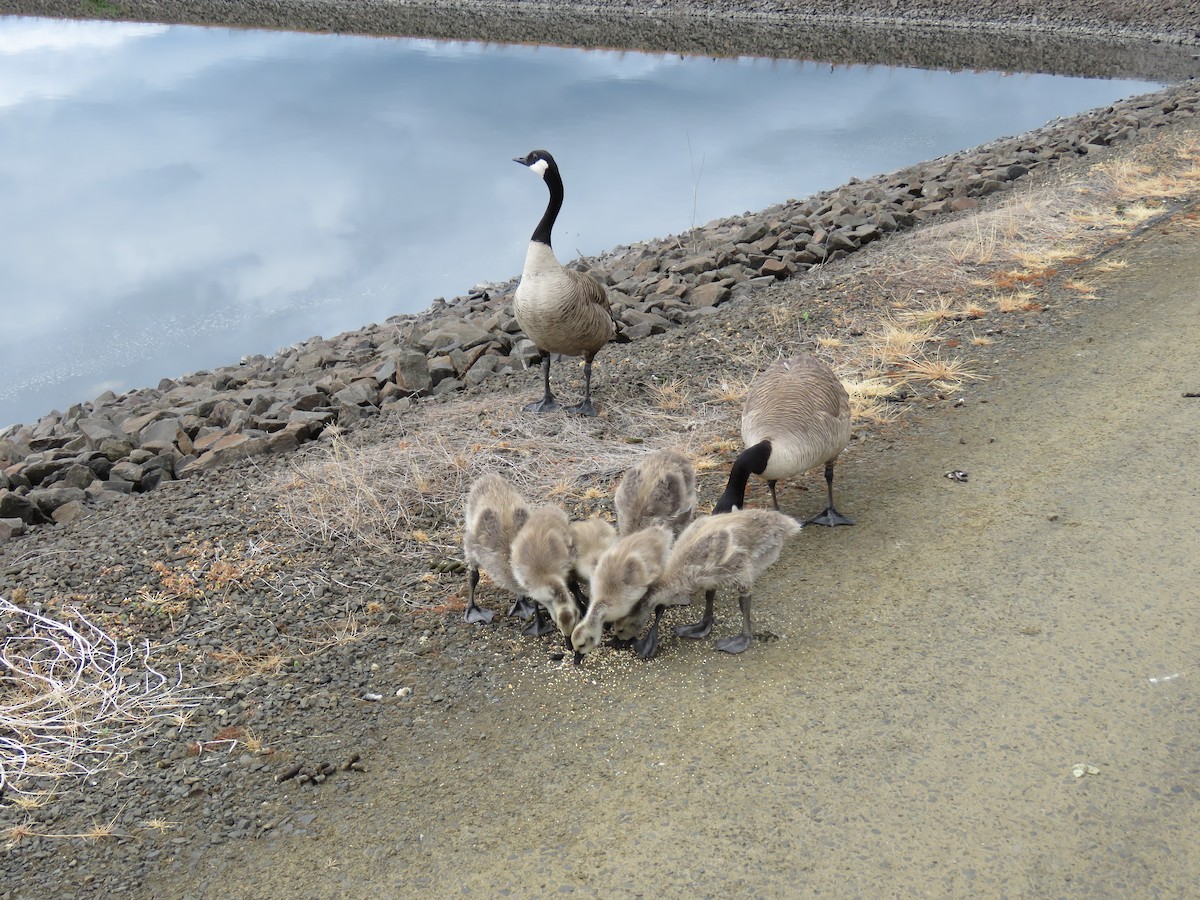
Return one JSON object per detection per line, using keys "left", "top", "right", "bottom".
{"left": 508, "top": 597, "right": 537, "bottom": 620}
{"left": 673, "top": 619, "right": 712, "bottom": 640}
{"left": 633, "top": 627, "right": 660, "bottom": 659}
{"left": 564, "top": 399, "right": 599, "bottom": 417}
{"left": 464, "top": 604, "right": 494, "bottom": 625}
{"left": 522, "top": 606, "right": 557, "bottom": 637}
{"left": 806, "top": 506, "right": 855, "bottom": 527}
{"left": 524, "top": 396, "right": 561, "bottom": 414}
{"left": 714, "top": 633, "right": 752, "bottom": 654}
{"left": 674, "top": 590, "right": 714, "bottom": 640}
{"left": 633, "top": 606, "right": 666, "bottom": 659}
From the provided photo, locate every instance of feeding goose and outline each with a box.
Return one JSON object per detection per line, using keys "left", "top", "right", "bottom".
{"left": 614, "top": 449, "right": 697, "bottom": 537}
{"left": 624, "top": 508, "right": 802, "bottom": 658}
{"left": 570, "top": 525, "right": 673, "bottom": 659}
{"left": 462, "top": 473, "right": 531, "bottom": 624}
{"left": 512, "top": 149, "right": 615, "bottom": 417}
{"left": 715, "top": 354, "right": 854, "bottom": 526}
{"left": 511, "top": 505, "right": 580, "bottom": 642}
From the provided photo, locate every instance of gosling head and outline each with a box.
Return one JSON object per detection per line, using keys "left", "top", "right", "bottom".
{"left": 571, "top": 617, "right": 603, "bottom": 657}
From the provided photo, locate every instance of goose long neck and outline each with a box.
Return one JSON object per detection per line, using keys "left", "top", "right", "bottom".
{"left": 531, "top": 167, "right": 564, "bottom": 247}
{"left": 714, "top": 439, "right": 772, "bottom": 514}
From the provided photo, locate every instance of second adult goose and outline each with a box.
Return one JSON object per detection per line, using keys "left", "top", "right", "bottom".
{"left": 714, "top": 354, "right": 854, "bottom": 526}
{"left": 512, "top": 149, "right": 615, "bottom": 417}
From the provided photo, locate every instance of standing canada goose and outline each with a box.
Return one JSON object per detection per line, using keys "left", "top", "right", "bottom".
{"left": 512, "top": 149, "right": 615, "bottom": 417}
{"left": 462, "top": 473, "right": 531, "bottom": 624}
{"left": 570, "top": 525, "right": 673, "bottom": 659}
{"left": 714, "top": 354, "right": 854, "bottom": 526}
{"left": 628, "top": 508, "right": 803, "bottom": 657}
{"left": 614, "top": 449, "right": 697, "bottom": 536}
{"left": 511, "top": 505, "right": 579, "bottom": 642}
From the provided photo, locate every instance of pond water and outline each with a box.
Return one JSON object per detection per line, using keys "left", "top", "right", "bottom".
{"left": 0, "top": 15, "right": 1163, "bottom": 429}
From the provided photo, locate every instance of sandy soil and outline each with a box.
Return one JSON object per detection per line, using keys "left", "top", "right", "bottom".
{"left": 151, "top": 204, "right": 1200, "bottom": 897}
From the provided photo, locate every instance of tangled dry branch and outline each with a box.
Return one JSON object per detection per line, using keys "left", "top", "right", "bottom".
{"left": 0, "top": 596, "right": 205, "bottom": 799}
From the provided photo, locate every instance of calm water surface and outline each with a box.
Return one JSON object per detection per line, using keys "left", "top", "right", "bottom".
{"left": 0, "top": 16, "right": 1162, "bottom": 428}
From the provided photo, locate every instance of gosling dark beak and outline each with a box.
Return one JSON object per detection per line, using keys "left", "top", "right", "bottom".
{"left": 573, "top": 651, "right": 584, "bottom": 666}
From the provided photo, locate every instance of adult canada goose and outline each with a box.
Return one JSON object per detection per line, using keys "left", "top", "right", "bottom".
{"left": 462, "top": 473, "right": 531, "bottom": 624}
{"left": 714, "top": 354, "right": 854, "bottom": 526}
{"left": 511, "top": 505, "right": 579, "bottom": 642}
{"left": 614, "top": 449, "right": 697, "bottom": 536}
{"left": 628, "top": 508, "right": 802, "bottom": 657}
{"left": 512, "top": 149, "right": 616, "bottom": 417}
{"left": 570, "top": 525, "right": 673, "bottom": 658}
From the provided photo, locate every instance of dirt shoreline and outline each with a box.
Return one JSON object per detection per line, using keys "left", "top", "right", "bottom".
{"left": 2, "top": 4, "right": 1200, "bottom": 898}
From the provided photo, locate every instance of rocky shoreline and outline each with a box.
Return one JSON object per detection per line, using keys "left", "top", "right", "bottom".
{"left": 3, "top": 76, "right": 1198, "bottom": 541}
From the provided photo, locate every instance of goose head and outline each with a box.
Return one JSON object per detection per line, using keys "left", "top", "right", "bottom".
{"left": 514, "top": 149, "right": 556, "bottom": 178}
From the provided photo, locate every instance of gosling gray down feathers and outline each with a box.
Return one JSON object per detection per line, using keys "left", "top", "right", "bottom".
{"left": 570, "top": 525, "right": 673, "bottom": 658}
{"left": 512, "top": 149, "right": 615, "bottom": 417}
{"left": 714, "top": 354, "right": 854, "bottom": 526}
{"left": 569, "top": 517, "right": 617, "bottom": 589}
{"left": 462, "top": 473, "right": 531, "bottom": 624}
{"left": 628, "top": 508, "right": 803, "bottom": 657}
{"left": 614, "top": 449, "right": 697, "bottom": 536}
{"left": 511, "top": 505, "right": 581, "bottom": 642}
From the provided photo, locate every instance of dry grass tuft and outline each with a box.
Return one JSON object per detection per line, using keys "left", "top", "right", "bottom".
{"left": 266, "top": 384, "right": 733, "bottom": 606}
{"left": 891, "top": 353, "right": 985, "bottom": 393}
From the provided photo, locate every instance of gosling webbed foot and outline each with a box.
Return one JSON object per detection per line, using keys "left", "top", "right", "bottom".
{"left": 609, "top": 636, "right": 637, "bottom": 649}
{"left": 633, "top": 628, "right": 660, "bottom": 659}
{"left": 807, "top": 506, "right": 855, "bottom": 527}
{"left": 674, "top": 590, "right": 714, "bottom": 640}
{"left": 714, "top": 633, "right": 752, "bottom": 654}
{"left": 633, "top": 606, "right": 665, "bottom": 659}
{"left": 522, "top": 606, "right": 556, "bottom": 637}
{"left": 674, "top": 619, "right": 712, "bottom": 640}
{"left": 464, "top": 604, "right": 494, "bottom": 625}
{"left": 508, "top": 597, "right": 537, "bottom": 620}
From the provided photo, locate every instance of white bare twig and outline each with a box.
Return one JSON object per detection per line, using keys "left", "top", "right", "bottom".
{"left": 0, "top": 596, "right": 205, "bottom": 798}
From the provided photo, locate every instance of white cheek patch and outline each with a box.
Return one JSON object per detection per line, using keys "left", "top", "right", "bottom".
{"left": 529, "top": 158, "right": 549, "bottom": 177}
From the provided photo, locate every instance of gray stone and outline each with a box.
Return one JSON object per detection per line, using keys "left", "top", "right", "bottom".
{"left": 28, "top": 486, "right": 86, "bottom": 516}
{"left": 138, "top": 417, "right": 186, "bottom": 452}
{"left": 0, "top": 491, "right": 38, "bottom": 524}
{"left": 333, "top": 380, "right": 379, "bottom": 407}
{"left": 110, "top": 461, "right": 145, "bottom": 483}
{"left": 395, "top": 351, "right": 433, "bottom": 395}
{"left": 686, "top": 283, "right": 733, "bottom": 307}
{"left": 52, "top": 500, "right": 87, "bottom": 525}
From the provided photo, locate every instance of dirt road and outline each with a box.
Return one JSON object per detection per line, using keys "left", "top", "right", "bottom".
{"left": 161, "top": 207, "right": 1200, "bottom": 897}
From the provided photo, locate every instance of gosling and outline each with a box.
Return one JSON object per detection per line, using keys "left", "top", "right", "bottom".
{"left": 629, "top": 508, "right": 802, "bottom": 657}
{"left": 462, "top": 473, "right": 531, "bottom": 624}
{"left": 511, "top": 505, "right": 582, "bottom": 643}
{"left": 570, "top": 525, "right": 673, "bottom": 659}
{"left": 614, "top": 449, "right": 697, "bottom": 536}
